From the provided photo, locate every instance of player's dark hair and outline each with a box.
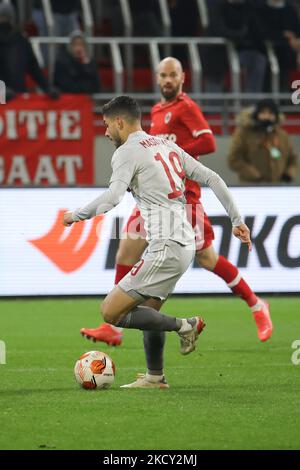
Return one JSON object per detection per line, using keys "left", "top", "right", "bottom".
{"left": 102, "top": 96, "right": 141, "bottom": 122}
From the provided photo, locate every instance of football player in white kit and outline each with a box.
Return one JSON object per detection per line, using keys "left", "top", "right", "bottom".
{"left": 63, "top": 96, "right": 252, "bottom": 384}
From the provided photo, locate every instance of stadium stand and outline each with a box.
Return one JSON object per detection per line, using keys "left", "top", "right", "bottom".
{"left": 1, "top": 0, "right": 300, "bottom": 184}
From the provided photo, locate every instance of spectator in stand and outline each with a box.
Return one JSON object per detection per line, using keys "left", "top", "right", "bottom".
{"left": 228, "top": 99, "right": 298, "bottom": 183}
{"left": 51, "top": 0, "right": 81, "bottom": 35}
{"left": 102, "top": 0, "right": 162, "bottom": 37}
{"left": 54, "top": 31, "right": 100, "bottom": 94}
{"left": 168, "top": 0, "right": 199, "bottom": 37}
{"left": 0, "top": 3, "right": 58, "bottom": 100}
{"left": 289, "top": 0, "right": 300, "bottom": 21}
{"left": 107, "top": 0, "right": 125, "bottom": 36}
{"left": 168, "top": 0, "right": 199, "bottom": 64}
{"left": 259, "top": 0, "right": 300, "bottom": 90}
{"left": 32, "top": 0, "right": 80, "bottom": 37}
{"left": 284, "top": 31, "right": 300, "bottom": 53}
{"left": 202, "top": 0, "right": 267, "bottom": 95}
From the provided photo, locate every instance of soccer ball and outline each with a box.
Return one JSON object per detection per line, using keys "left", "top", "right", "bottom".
{"left": 74, "top": 351, "right": 115, "bottom": 390}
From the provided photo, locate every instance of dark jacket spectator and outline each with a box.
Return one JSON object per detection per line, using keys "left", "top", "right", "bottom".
{"left": 207, "top": 0, "right": 266, "bottom": 52}
{"left": 33, "top": 0, "right": 80, "bottom": 14}
{"left": 168, "top": 0, "right": 199, "bottom": 63}
{"left": 129, "top": 0, "right": 162, "bottom": 36}
{"left": 290, "top": 0, "right": 300, "bottom": 19}
{"left": 54, "top": 31, "right": 100, "bottom": 94}
{"left": 0, "top": 3, "right": 49, "bottom": 96}
{"left": 228, "top": 99, "right": 298, "bottom": 183}
{"left": 203, "top": 0, "right": 267, "bottom": 93}
{"left": 33, "top": 0, "right": 80, "bottom": 38}
{"left": 284, "top": 30, "right": 300, "bottom": 53}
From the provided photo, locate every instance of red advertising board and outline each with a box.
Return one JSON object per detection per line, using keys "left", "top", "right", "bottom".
{"left": 0, "top": 94, "right": 94, "bottom": 185}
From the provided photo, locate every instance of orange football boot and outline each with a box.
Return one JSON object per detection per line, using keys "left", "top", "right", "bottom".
{"left": 81, "top": 323, "right": 123, "bottom": 346}
{"left": 253, "top": 300, "right": 273, "bottom": 342}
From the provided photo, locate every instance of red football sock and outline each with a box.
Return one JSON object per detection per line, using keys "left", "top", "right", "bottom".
{"left": 213, "top": 256, "right": 258, "bottom": 307}
{"left": 115, "top": 264, "right": 133, "bottom": 284}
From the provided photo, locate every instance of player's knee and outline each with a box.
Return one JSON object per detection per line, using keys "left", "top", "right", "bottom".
{"left": 101, "top": 301, "right": 120, "bottom": 325}
{"left": 101, "top": 300, "right": 111, "bottom": 323}
{"left": 101, "top": 306, "right": 114, "bottom": 325}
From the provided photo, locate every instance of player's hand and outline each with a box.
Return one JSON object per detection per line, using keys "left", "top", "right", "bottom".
{"left": 233, "top": 224, "right": 252, "bottom": 252}
{"left": 63, "top": 211, "right": 74, "bottom": 227}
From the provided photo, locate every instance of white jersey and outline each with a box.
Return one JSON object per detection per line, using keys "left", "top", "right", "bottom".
{"left": 73, "top": 131, "right": 244, "bottom": 243}
{"left": 110, "top": 131, "right": 195, "bottom": 245}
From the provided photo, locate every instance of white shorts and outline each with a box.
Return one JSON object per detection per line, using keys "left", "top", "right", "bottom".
{"left": 118, "top": 239, "right": 195, "bottom": 301}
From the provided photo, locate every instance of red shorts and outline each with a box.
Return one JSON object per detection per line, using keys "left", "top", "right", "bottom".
{"left": 123, "top": 200, "right": 215, "bottom": 252}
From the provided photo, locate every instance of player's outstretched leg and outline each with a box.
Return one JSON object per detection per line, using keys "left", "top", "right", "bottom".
{"left": 120, "top": 305, "right": 205, "bottom": 388}
{"left": 115, "top": 305, "right": 205, "bottom": 356}
{"left": 80, "top": 260, "right": 130, "bottom": 345}
{"left": 93, "top": 286, "right": 205, "bottom": 357}
{"left": 196, "top": 246, "right": 273, "bottom": 341}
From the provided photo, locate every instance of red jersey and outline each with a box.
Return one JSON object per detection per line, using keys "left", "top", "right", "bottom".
{"left": 150, "top": 92, "right": 216, "bottom": 201}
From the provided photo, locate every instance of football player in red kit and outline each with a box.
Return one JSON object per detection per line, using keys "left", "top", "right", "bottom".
{"left": 81, "top": 57, "right": 272, "bottom": 359}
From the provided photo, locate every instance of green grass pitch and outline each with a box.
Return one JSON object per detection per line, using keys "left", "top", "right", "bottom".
{"left": 0, "top": 296, "right": 300, "bottom": 450}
